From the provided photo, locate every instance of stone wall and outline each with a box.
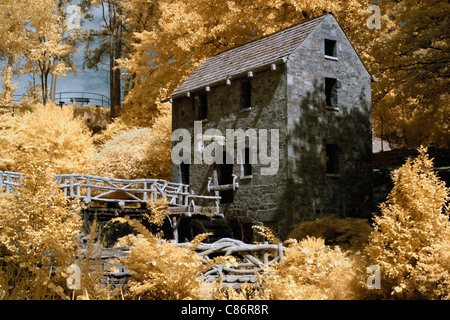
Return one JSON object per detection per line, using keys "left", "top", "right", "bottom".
{"left": 172, "top": 66, "right": 289, "bottom": 241}
{"left": 282, "top": 15, "right": 373, "bottom": 236}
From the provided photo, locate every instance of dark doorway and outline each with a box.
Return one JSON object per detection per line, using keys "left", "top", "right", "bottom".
{"left": 180, "top": 163, "right": 190, "bottom": 185}
{"left": 217, "top": 152, "right": 234, "bottom": 204}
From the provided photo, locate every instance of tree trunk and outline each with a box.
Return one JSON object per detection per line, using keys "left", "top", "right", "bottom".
{"left": 49, "top": 59, "right": 57, "bottom": 103}
{"left": 108, "top": 1, "right": 122, "bottom": 118}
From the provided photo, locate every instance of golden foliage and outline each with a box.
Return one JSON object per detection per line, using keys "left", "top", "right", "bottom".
{"left": 124, "top": 235, "right": 207, "bottom": 300}
{"left": 366, "top": 147, "right": 450, "bottom": 299}
{"left": 89, "top": 126, "right": 153, "bottom": 179}
{"left": 90, "top": 111, "right": 172, "bottom": 180}
{"left": 288, "top": 214, "right": 372, "bottom": 251}
{"left": 112, "top": 217, "right": 207, "bottom": 300}
{"left": 252, "top": 225, "right": 281, "bottom": 244}
{"left": 72, "top": 105, "right": 111, "bottom": 135}
{"left": 211, "top": 281, "right": 270, "bottom": 300}
{"left": 144, "top": 198, "right": 169, "bottom": 227}
{"left": 92, "top": 117, "right": 129, "bottom": 147}
{"left": 371, "top": 1, "right": 450, "bottom": 148}
{"left": 263, "top": 236, "right": 360, "bottom": 300}
{"left": 0, "top": 163, "right": 83, "bottom": 299}
{"left": 0, "top": 103, "right": 95, "bottom": 174}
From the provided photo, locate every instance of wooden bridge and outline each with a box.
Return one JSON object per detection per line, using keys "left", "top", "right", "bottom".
{"left": 1, "top": 171, "right": 225, "bottom": 242}
{"left": 1, "top": 171, "right": 219, "bottom": 212}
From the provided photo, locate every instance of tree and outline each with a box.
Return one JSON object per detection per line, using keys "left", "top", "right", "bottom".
{"left": 366, "top": 147, "right": 450, "bottom": 299}
{"left": 0, "top": 0, "right": 35, "bottom": 105}
{"left": 368, "top": 0, "right": 449, "bottom": 148}
{"left": 84, "top": 0, "right": 129, "bottom": 118}
{"left": 0, "top": 1, "right": 79, "bottom": 105}
{"left": 23, "top": 1, "right": 79, "bottom": 104}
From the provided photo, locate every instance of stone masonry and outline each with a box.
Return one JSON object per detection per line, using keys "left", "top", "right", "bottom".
{"left": 170, "top": 14, "right": 372, "bottom": 239}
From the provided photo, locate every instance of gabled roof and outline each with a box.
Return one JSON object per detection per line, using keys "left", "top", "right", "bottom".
{"left": 171, "top": 14, "right": 329, "bottom": 99}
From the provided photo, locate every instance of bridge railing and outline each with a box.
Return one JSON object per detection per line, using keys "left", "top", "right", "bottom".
{"left": 55, "top": 92, "right": 111, "bottom": 108}
{"left": 0, "top": 171, "right": 21, "bottom": 194}
{"left": 1, "top": 171, "right": 221, "bottom": 215}
{"left": 54, "top": 174, "right": 190, "bottom": 206}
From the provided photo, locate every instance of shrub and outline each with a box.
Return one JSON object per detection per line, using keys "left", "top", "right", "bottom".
{"left": 92, "top": 117, "right": 129, "bottom": 147}
{"left": 114, "top": 218, "right": 207, "bottom": 300}
{"left": 263, "top": 236, "right": 360, "bottom": 300}
{"left": 90, "top": 126, "right": 153, "bottom": 179}
{"left": 366, "top": 147, "right": 450, "bottom": 299}
{"left": 90, "top": 111, "right": 172, "bottom": 180}
{"left": 288, "top": 214, "right": 372, "bottom": 251}
{"left": 0, "top": 102, "right": 95, "bottom": 174}
{"left": 72, "top": 105, "right": 111, "bottom": 135}
{"left": 0, "top": 163, "right": 83, "bottom": 299}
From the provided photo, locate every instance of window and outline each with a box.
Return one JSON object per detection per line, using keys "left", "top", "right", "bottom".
{"left": 241, "top": 147, "right": 252, "bottom": 178}
{"left": 195, "top": 93, "right": 208, "bottom": 120}
{"left": 240, "top": 80, "right": 252, "bottom": 109}
{"left": 180, "top": 163, "right": 190, "bottom": 185}
{"left": 325, "top": 39, "right": 337, "bottom": 57}
{"left": 325, "top": 77, "right": 338, "bottom": 108}
{"left": 326, "top": 144, "right": 339, "bottom": 175}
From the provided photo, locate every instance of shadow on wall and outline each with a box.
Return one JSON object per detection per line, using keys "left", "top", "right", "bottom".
{"left": 280, "top": 80, "right": 373, "bottom": 237}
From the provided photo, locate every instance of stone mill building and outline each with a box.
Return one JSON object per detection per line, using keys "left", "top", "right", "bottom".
{"left": 167, "top": 14, "right": 373, "bottom": 240}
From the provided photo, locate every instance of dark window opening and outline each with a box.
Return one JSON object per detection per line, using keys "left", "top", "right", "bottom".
{"left": 180, "top": 163, "right": 190, "bottom": 185}
{"left": 325, "top": 39, "right": 337, "bottom": 57}
{"left": 326, "top": 144, "right": 339, "bottom": 174}
{"left": 240, "top": 80, "right": 252, "bottom": 109}
{"left": 325, "top": 77, "right": 338, "bottom": 108}
{"left": 243, "top": 147, "right": 252, "bottom": 176}
{"left": 195, "top": 93, "right": 208, "bottom": 120}
{"left": 218, "top": 152, "right": 234, "bottom": 204}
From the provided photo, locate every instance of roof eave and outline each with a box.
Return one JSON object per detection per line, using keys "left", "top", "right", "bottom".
{"left": 163, "top": 57, "right": 288, "bottom": 103}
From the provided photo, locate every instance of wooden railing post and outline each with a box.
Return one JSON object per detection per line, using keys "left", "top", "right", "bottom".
{"left": 143, "top": 182, "right": 148, "bottom": 202}
{"left": 77, "top": 176, "right": 81, "bottom": 198}
{"left": 6, "top": 173, "right": 11, "bottom": 193}
{"left": 69, "top": 176, "right": 75, "bottom": 198}
{"left": 0, "top": 172, "right": 3, "bottom": 194}
{"left": 85, "top": 176, "right": 91, "bottom": 203}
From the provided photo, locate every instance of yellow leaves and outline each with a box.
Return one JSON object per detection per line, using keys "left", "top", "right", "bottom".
{"left": 90, "top": 112, "right": 171, "bottom": 180}
{"left": 1, "top": 103, "right": 95, "bottom": 174}
{"left": 123, "top": 229, "right": 206, "bottom": 300}
{"left": 366, "top": 148, "right": 450, "bottom": 299}
{"left": 0, "top": 163, "right": 83, "bottom": 299}
{"left": 252, "top": 225, "right": 280, "bottom": 244}
{"left": 262, "top": 235, "right": 359, "bottom": 300}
